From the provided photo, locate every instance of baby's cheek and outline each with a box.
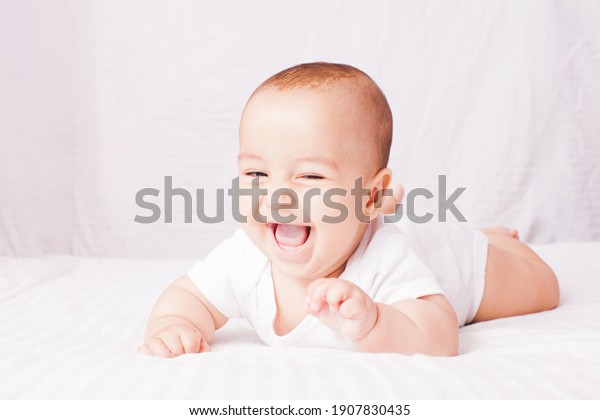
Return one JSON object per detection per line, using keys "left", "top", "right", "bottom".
{"left": 302, "top": 191, "right": 353, "bottom": 224}
{"left": 237, "top": 194, "right": 251, "bottom": 218}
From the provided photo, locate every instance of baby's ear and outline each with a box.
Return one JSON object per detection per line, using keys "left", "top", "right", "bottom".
{"left": 365, "top": 168, "right": 395, "bottom": 216}
{"left": 381, "top": 181, "right": 404, "bottom": 215}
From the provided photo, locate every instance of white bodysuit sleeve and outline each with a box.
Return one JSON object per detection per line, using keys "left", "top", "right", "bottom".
{"left": 186, "top": 229, "right": 246, "bottom": 319}
{"left": 358, "top": 221, "right": 445, "bottom": 304}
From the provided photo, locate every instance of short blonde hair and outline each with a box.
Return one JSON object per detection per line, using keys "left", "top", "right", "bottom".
{"left": 250, "top": 62, "right": 393, "bottom": 174}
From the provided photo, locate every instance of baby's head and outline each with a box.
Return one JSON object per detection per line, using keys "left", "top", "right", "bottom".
{"left": 237, "top": 62, "right": 394, "bottom": 281}
{"left": 244, "top": 62, "right": 392, "bottom": 178}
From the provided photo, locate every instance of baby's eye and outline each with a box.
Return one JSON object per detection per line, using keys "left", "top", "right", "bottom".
{"left": 301, "top": 174, "right": 324, "bottom": 180}
{"left": 245, "top": 171, "right": 267, "bottom": 178}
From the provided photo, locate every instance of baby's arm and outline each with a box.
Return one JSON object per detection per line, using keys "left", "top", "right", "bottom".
{"left": 354, "top": 295, "right": 458, "bottom": 356}
{"left": 138, "top": 275, "right": 228, "bottom": 357}
{"left": 305, "top": 279, "right": 458, "bottom": 356}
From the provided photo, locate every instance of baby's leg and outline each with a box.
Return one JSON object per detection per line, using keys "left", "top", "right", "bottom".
{"left": 471, "top": 228, "right": 560, "bottom": 323}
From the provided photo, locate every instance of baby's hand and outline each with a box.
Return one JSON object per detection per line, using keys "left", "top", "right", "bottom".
{"left": 138, "top": 322, "right": 211, "bottom": 358}
{"left": 304, "top": 278, "right": 378, "bottom": 341}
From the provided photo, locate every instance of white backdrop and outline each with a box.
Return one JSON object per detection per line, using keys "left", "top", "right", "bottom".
{"left": 1, "top": 0, "right": 599, "bottom": 258}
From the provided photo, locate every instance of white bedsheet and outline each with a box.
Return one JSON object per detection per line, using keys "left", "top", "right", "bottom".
{"left": 1, "top": 242, "right": 599, "bottom": 399}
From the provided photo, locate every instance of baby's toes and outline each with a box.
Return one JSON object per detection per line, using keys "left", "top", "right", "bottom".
{"left": 481, "top": 226, "right": 518, "bottom": 238}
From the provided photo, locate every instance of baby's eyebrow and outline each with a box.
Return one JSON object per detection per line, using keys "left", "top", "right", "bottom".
{"left": 237, "top": 153, "right": 338, "bottom": 170}
{"left": 292, "top": 156, "right": 339, "bottom": 170}
{"left": 237, "top": 153, "right": 263, "bottom": 161}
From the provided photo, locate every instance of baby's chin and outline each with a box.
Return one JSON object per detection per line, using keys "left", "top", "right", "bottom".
{"left": 270, "top": 258, "right": 347, "bottom": 283}
{"left": 272, "top": 243, "right": 355, "bottom": 283}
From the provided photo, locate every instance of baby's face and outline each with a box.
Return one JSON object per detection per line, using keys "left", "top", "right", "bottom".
{"left": 237, "top": 87, "right": 389, "bottom": 282}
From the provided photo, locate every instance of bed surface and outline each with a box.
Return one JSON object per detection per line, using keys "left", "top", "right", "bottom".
{"left": 1, "top": 242, "right": 599, "bottom": 399}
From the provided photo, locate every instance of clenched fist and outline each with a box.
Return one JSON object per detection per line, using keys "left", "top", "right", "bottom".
{"left": 138, "top": 322, "right": 211, "bottom": 358}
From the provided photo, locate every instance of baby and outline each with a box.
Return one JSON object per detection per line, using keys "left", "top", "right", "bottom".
{"left": 138, "top": 62, "right": 559, "bottom": 357}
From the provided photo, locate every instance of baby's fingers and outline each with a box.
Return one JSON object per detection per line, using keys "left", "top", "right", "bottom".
{"left": 180, "top": 330, "right": 211, "bottom": 354}
{"left": 137, "top": 343, "right": 152, "bottom": 355}
{"left": 141, "top": 336, "right": 177, "bottom": 358}
{"left": 305, "top": 278, "right": 357, "bottom": 314}
{"left": 339, "top": 295, "right": 369, "bottom": 320}
{"left": 305, "top": 279, "right": 330, "bottom": 313}
{"left": 324, "top": 282, "right": 352, "bottom": 312}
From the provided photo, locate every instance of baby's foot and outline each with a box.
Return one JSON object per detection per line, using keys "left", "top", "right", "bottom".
{"left": 480, "top": 226, "right": 519, "bottom": 240}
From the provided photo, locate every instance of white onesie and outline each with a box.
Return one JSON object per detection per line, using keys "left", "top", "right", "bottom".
{"left": 187, "top": 215, "right": 488, "bottom": 350}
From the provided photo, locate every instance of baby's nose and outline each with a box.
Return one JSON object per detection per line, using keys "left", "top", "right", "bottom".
{"left": 274, "top": 190, "right": 296, "bottom": 205}
{"left": 262, "top": 187, "right": 302, "bottom": 222}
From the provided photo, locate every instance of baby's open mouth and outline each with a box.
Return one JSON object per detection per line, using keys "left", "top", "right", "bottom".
{"left": 268, "top": 223, "right": 311, "bottom": 251}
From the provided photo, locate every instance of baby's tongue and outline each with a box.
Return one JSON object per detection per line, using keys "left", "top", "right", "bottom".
{"left": 275, "top": 224, "right": 309, "bottom": 247}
